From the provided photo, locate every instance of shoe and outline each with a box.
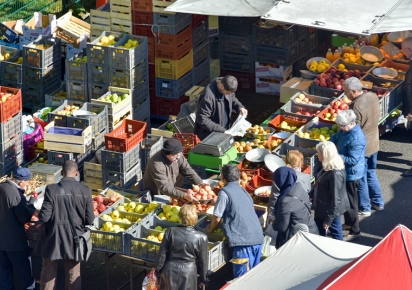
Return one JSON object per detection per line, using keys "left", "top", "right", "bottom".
{"left": 344, "top": 233, "right": 361, "bottom": 242}
{"left": 403, "top": 169, "right": 412, "bottom": 176}
{"left": 342, "top": 224, "right": 351, "bottom": 230}
{"left": 358, "top": 211, "right": 371, "bottom": 217}
{"left": 372, "top": 203, "right": 384, "bottom": 211}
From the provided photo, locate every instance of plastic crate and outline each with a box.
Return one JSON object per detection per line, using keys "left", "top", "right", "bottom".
{"left": 110, "top": 35, "right": 148, "bottom": 70}
{"left": 132, "top": 98, "right": 150, "bottom": 120}
{"left": 67, "top": 103, "right": 109, "bottom": 137}
{"left": 290, "top": 92, "right": 332, "bottom": 111}
{"left": 306, "top": 30, "right": 318, "bottom": 52}
{"left": 23, "top": 36, "right": 61, "bottom": 68}
{"left": 65, "top": 48, "right": 88, "bottom": 82}
{"left": 155, "top": 71, "right": 194, "bottom": 99}
{"left": 92, "top": 127, "right": 108, "bottom": 151}
{"left": 105, "top": 119, "right": 147, "bottom": 152}
{"left": 0, "top": 112, "right": 21, "bottom": 143}
{"left": 309, "top": 83, "right": 345, "bottom": 99}
{"left": 219, "top": 17, "right": 259, "bottom": 38}
{"left": 153, "top": 13, "right": 191, "bottom": 34}
{"left": 171, "top": 114, "right": 195, "bottom": 133}
{"left": 245, "top": 175, "right": 272, "bottom": 194}
{"left": 140, "top": 134, "right": 163, "bottom": 170}
{"left": 67, "top": 81, "right": 89, "bottom": 102}
{"left": 210, "top": 36, "right": 219, "bottom": 60}
{"left": 155, "top": 95, "right": 190, "bottom": 117}
{"left": 87, "top": 64, "right": 108, "bottom": 86}
{"left": 0, "top": 133, "right": 22, "bottom": 164}
{"left": 101, "top": 143, "right": 141, "bottom": 173}
{"left": 193, "top": 40, "right": 210, "bottom": 67}
{"left": 109, "top": 61, "right": 148, "bottom": 89}
{"left": 0, "top": 86, "right": 22, "bottom": 123}
{"left": 23, "top": 61, "right": 61, "bottom": 87}
{"left": 254, "top": 44, "right": 298, "bottom": 66}
{"left": 296, "top": 25, "right": 308, "bottom": 41}
{"left": 0, "top": 50, "right": 23, "bottom": 84}
{"left": 155, "top": 50, "right": 193, "bottom": 80}
{"left": 131, "top": 80, "right": 149, "bottom": 107}
{"left": 86, "top": 31, "right": 123, "bottom": 65}
{"left": 102, "top": 161, "right": 142, "bottom": 189}
{"left": 47, "top": 148, "right": 94, "bottom": 168}
{"left": 132, "top": 10, "right": 153, "bottom": 24}
{"left": 45, "top": 82, "right": 67, "bottom": 107}
{"left": 26, "top": 143, "right": 47, "bottom": 162}
{"left": 0, "top": 80, "right": 22, "bottom": 89}
{"left": 280, "top": 101, "right": 319, "bottom": 121}
{"left": 23, "top": 79, "right": 61, "bottom": 110}
{"left": 220, "top": 35, "right": 253, "bottom": 55}
{"left": 88, "top": 83, "right": 109, "bottom": 102}
{"left": 253, "top": 22, "right": 296, "bottom": 48}
{"left": 124, "top": 223, "right": 162, "bottom": 261}
{"left": 154, "top": 26, "right": 192, "bottom": 60}
{"left": 192, "top": 14, "right": 208, "bottom": 28}
{"left": 152, "top": 0, "right": 178, "bottom": 13}
{"left": 89, "top": 217, "right": 130, "bottom": 254}
{"left": 48, "top": 100, "right": 85, "bottom": 126}
{"left": 0, "top": 151, "right": 23, "bottom": 177}
{"left": 196, "top": 76, "right": 210, "bottom": 87}
{"left": 362, "top": 74, "right": 403, "bottom": 112}
{"left": 111, "top": 19, "right": 133, "bottom": 35}
{"left": 193, "top": 59, "right": 210, "bottom": 86}
{"left": 219, "top": 69, "right": 255, "bottom": 93}
{"left": 175, "top": 133, "right": 200, "bottom": 157}
{"left": 268, "top": 115, "right": 306, "bottom": 133}
{"left": 192, "top": 19, "right": 208, "bottom": 49}
{"left": 219, "top": 51, "right": 254, "bottom": 73}
{"left": 330, "top": 59, "right": 374, "bottom": 73}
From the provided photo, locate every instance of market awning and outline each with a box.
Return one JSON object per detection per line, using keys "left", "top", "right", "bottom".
{"left": 164, "top": 0, "right": 276, "bottom": 17}
{"left": 262, "top": 0, "right": 412, "bottom": 35}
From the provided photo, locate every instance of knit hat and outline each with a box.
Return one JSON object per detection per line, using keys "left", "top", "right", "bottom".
{"left": 13, "top": 167, "right": 32, "bottom": 181}
{"left": 163, "top": 138, "right": 183, "bottom": 155}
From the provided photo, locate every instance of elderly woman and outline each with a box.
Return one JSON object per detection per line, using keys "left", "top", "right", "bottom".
{"left": 272, "top": 167, "right": 318, "bottom": 248}
{"left": 329, "top": 109, "right": 366, "bottom": 241}
{"left": 155, "top": 204, "right": 208, "bottom": 289}
{"left": 312, "top": 141, "right": 350, "bottom": 240}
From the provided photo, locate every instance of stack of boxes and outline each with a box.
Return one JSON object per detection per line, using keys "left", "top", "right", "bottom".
{"left": 0, "top": 46, "right": 23, "bottom": 88}
{"left": 191, "top": 15, "right": 210, "bottom": 87}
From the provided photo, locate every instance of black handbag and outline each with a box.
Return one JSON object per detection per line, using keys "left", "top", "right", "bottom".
{"left": 58, "top": 183, "right": 92, "bottom": 262}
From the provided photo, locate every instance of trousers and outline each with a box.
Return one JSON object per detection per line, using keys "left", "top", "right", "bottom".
{"left": 358, "top": 152, "right": 384, "bottom": 212}
{"left": 0, "top": 249, "right": 35, "bottom": 290}
{"left": 315, "top": 216, "right": 343, "bottom": 240}
{"left": 344, "top": 180, "right": 360, "bottom": 235}
{"left": 40, "top": 258, "right": 81, "bottom": 290}
{"left": 232, "top": 245, "right": 262, "bottom": 278}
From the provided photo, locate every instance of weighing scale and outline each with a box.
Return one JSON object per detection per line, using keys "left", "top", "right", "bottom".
{"left": 191, "top": 132, "right": 234, "bottom": 157}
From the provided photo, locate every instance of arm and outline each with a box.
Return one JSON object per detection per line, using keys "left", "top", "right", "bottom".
{"left": 39, "top": 185, "right": 55, "bottom": 223}
{"left": 206, "top": 191, "right": 227, "bottom": 233}
{"left": 151, "top": 165, "right": 186, "bottom": 199}
{"left": 84, "top": 188, "right": 95, "bottom": 226}
{"left": 197, "top": 235, "right": 208, "bottom": 283}
{"left": 205, "top": 215, "right": 222, "bottom": 233}
{"left": 196, "top": 93, "right": 226, "bottom": 133}
{"left": 12, "top": 194, "right": 36, "bottom": 225}
{"left": 340, "top": 138, "right": 365, "bottom": 167}
{"left": 231, "top": 94, "right": 245, "bottom": 113}
{"left": 273, "top": 201, "right": 292, "bottom": 233}
{"left": 324, "top": 172, "right": 344, "bottom": 225}
{"left": 155, "top": 228, "right": 171, "bottom": 271}
{"left": 178, "top": 157, "right": 203, "bottom": 185}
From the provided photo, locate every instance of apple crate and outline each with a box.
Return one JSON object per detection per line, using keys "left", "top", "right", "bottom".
{"left": 140, "top": 134, "right": 163, "bottom": 170}
{"left": 155, "top": 72, "right": 193, "bottom": 99}
{"left": 280, "top": 101, "right": 318, "bottom": 121}
{"left": 0, "top": 133, "right": 23, "bottom": 163}
{"left": 110, "top": 0, "right": 132, "bottom": 20}
{"left": 290, "top": 92, "right": 332, "bottom": 111}
{"left": 309, "top": 83, "right": 344, "bottom": 99}
{"left": 110, "top": 17, "right": 133, "bottom": 35}
{"left": 282, "top": 133, "right": 320, "bottom": 151}
{"left": 87, "top": 64, "right": 109, "bottom": 85}
{"left": 153, "top": 13, "right": 191, "bottom": 34}
{"left": 254, "top": 44, "right": 298, "bottom": 66}
{"left": 45, "top": 82, "right": 67, "bottom": 107}
{"left": 98, "top": 205, "right": 148, "bottom": 224}
{"left": 0, "top": 86, "right": 22, "bottom": 124}
{"left": 109, "top": 60, "right": 148, "bottom": 89}
{"left": 0, "top": 49, "right": 23, "bottom": 84}
{"left": 152, "top": 0, "right": 177, "bottom": 13}
{"left": 101, "top": 143, "right": 141, "bottom": 173}
{"left": 47, "top": 100, "right": 85, "bottom": 127}
{"left": 47, "top": 147, "right": 93, "bottom": 168}
{"left": 88, "top": 83, "right": 109, "bottom": 102}
{"left": 102, "top": 162, "right": 143, "bottom": 189}
{"left": 220, "top": 51, "right": 254, "bottom": 73}
{"left": 132, "top": 79, "right": 150, "bottom": 107}
{"left": 104, "top": 119, "right": 147, "bottom": 152}
{"left": 123, "top": 223, "right": 162, "bottom": 260}
{"left": 23, "top": 61, "right": 62, "bottom": 88}
{"left": 193, "top": 59, "right": 210, "bottom": 87}
{"left": 89, "top": 217, "right": 131, "bottom": 254}
{"left": 23, "top": 36, "right": 61, "bottom": 68}
{"left": 67, "top": 103, "right": 109, "bottom": 137}
{"left": 141, "top": 214, "right": 179, "bottom": 231}
{"left": 92, "top": 86, "right": 132, "bottom": 121}
{"left": 330, "top": 59, "right": 374, "bottom": 73}
{"left": 317, "top": 107, "right": 339, "bottom": 124}
{"left": 86, "top": 31, "right": 124, "bottom": 66}
{"left": 362, "top": 74, "right": 403, "bottom": 112}
{"left": 268, "top": 115, "right": 306, "bottom": 133}
{"left": 84, "top": 156, "right": 102, "bottom": 179}
{"left": 245, "top": 175, "right": 272, "bottom": 194}
{"left": 110, "top": 35, "right": 148, "bottom": 70}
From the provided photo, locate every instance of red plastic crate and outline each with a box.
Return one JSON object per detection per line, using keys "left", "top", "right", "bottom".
{"left": 132, "top": 24, "right": 153, "bottom": 37}
{"left": 154, "top": 26, "right": 193, "bottom": 60}
{"left": 0, "top": 87, "right": 22, "bottom": 123}
{"left": 220, "top": 69, "right": 256, "bottom": 93}
{"left": 104, "top": 119, "right": 147, "bottom": 152}
{"left": 302, "top": 164, "right": 311, "bottom": 175}
{"left": 237, "top": 160, "right": 260, "bottom": 176}
{"left": 245, "top": 175, "right": 272, "bottom": 194}
{"left": 175, "top": 133, "right": 200, "bottom": 157}
{"left": 269, "top": 115, "right": 307, "bottom": 133}
{"left": 192, "top": 14, "right": 208, "bottom": 28}
{"left": 132, "top": 10, "right": 153, "bottom": 24}
{"left": 156, "top": 95, "right": 189, "bottom": 117}
{"left": 317, "top": 107, "right": 339, "bottom": 124}
{"left": 132, "top": 0, "right": 152, "bottom": 12}
{"left": 259, "top": 167, "right": 273, "bottom": 180}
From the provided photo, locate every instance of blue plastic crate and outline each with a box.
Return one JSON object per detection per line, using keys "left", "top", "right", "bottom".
{"left": 155, "top": 71, "right": 194, "bottom": 99}
{"left": 219, "top": 51, "right": 254, "bottom": 73}
{"left": 153, "top": 13, "right": 191, "bottom": 34}
{"left": 193, "top": 59, "right": 210, "bottom": 86}
{"left": 254, "top": 44, "right": 298, "bottom": 66}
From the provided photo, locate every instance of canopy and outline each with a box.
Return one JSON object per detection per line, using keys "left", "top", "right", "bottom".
{"left": 318, "top": 224, "right": 412, "bottom": 289}
{"left": 164, "top": 0, "right": 276, "bottom": 17}
{"left": 222, "top": 232, "right": 371, "bottom": 290}
{"left": 262, "top": 0, "right": 412, "bottom": 35}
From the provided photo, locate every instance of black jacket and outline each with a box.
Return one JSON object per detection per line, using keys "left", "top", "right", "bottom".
{"left": 312, "top": 169, "right": 350, "bottom": 226}
{"left": 155, "top": 226, "right": 208, "bottom": 290}
{"left": 194, "top": 78, "right": 244, "bottom": 140}
{"left": 33, "top": 177, "right": 94, "bottom": 260}
{"left": 402, "top": 60, "right": 412, "bottom": 116}
{"left": 0, "top": 180, "right": 36, "bottom": 251}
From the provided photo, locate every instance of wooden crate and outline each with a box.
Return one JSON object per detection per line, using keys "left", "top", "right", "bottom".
{"left": 90, "top": 6, "right": 111, "bottom": 32}
{"left": 110, "top": 17, "right": 132, "bottom": 34}
{"left": 110, "top": 0, "right": 132, "bottom": 21}
{"left": 56, "top": 11, "right": 91, "bottom": 46}
{"left": 185, "top": 86, "right": 205, "bottom": 101}
{"left": 151, "top": 116, "right": 176, "bottom": 138}
{"left": 152, "top": 0, "right": 177, "bottom": 14}
{"left": 84, "top": 157, "right": 102, "bottom": 179}
{"left": 29, "top": 163, "right": 62, "bottom": 184}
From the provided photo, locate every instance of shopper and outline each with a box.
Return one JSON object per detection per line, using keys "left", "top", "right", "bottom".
{"left": 155, "top": 204, "right": 208, "bottom": 290}
{"left": 400, "top": 37, "right": 412, "bottom": 176}
{"left": 312, "top": 142, "right": 350, "bottom": 240}
{"left": 330, "top": 109, "right": 366, "bottom": 241}
{"left": 33, "top": 160, "right": 94, "bottom": 290}
{"left": 0, "top": 167, "right": 36, "bottom": 289}
{"left": 272, "top": 167, "right": 318, "bottom": 248}
{"left": 194, "top": 76, "right": 248, "bottom": 140}
{"left": 344, "top": 77, "right": 385, "bottom": 215}
{"left": 206, "top": 164, "right": 263, "bottom": 278}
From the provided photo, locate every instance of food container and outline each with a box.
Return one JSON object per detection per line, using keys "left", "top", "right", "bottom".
{"left": 246, "top": 126, "right": 275, "bottom": 141}
{"left": 306, "top": 57, "right": 331, "bottom": 71}
{"left": 254, "top": 186, "right": 272, "bottom": 201}
{"left": 372, "top": 67, "right": 398, "bottom": 79}
{"left": 387, "top": 31, "right": 412, "bottom": 44}
{"left": 360, "top": 46, "right": 384, "bottom": 63}
{"left": 245, "top": 148, "right": 271, "bottom": 163}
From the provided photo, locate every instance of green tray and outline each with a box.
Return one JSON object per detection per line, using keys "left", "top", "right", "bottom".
{"left": 331, "top": 34, "right": 357, "bottom": 47}
{"left": 188, "top": 146, "right": 238, "bottom": 169}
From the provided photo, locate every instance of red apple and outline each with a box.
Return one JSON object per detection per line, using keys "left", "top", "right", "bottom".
{"left": 336, "top": 84, "right": 342, "bottom": 90}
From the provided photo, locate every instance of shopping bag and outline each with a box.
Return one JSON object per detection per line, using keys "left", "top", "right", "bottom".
{"left": 265, "top": 222, "right": 278, "bottom": 247}
{"left": 227, "top": 114, "right": 252, "bottom": 137}
{"left": 261, "top": 235, "right": 276, "bottom": 258}
{"left": 142, "top": 269, "right": 160, "bottom": 290}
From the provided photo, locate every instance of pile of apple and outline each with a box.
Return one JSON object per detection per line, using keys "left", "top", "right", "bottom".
{"left": 0, "top": 91, "right": 16, "bottom": 103}
{"left": 322, "top": 99, "right": 351, "bottom": 121}
{"left": 93, "top": 195, "right": 122, "bottom": 216}
{"left": 297, "top": 125, "right": 339, "bottom": 141}
{"left": 158, "top": 204, "right": 181, "bottom": 222}
{"left": 188, "top": 184, "right": 217, "bottom": 201}
{"left": 312, "top": 68, "right": 366, "bottom": 90}
{"left": 293, "top": 93, "right": 323, "bottom": 107}
{"left": 54, "top": 105, "right": 81, "bottom": 117}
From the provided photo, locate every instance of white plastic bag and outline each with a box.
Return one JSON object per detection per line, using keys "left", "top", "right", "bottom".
{"left": 262, "top": 235, "right": 276, "bottom": 258}
{"left": 265, "top": 222, "right": 278, "bottom": 247}
{"left": 142, "top": 269, "right": 160, "bottom": 290}
{"left": 227, "top": 114, "right": 252, "bottom": 137}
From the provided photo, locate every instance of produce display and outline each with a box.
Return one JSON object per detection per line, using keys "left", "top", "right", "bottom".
{"left": 278, "top": 120, "right": 299, "bottom": 131}
{"left": 116, "top": 38, "right": 140, "bottom": 49}
{"left": 54, "top": 104, "right": 81, "bottom": 116}
{"left": 93, "top": 194, "right": 122, "bottom": 216}
{"left": 73, "top": 55, "right": 88, "bottom": 64}
{"left": 0, "top": 52, "right": 12, "bottom": 61}
{"left": 313, "top": 69, "right": 366, "bottom": 90}
{"left": 246, "top": 125, "right": 272, "bottom": 140}
{"left": 98, "top": 93, "right": 129, "bottom": 104}
{"left": 96, "top": 35, "right": 120, "bottom": 46}
{"left": 297, "top": 124, "right": 339, "bottom": 141}
{"left": 99, "top": 221, "right": 127, "bottom": 233}
{"left": 158, "top": 204, "right": 181, "bottom": 222}
{"left": 308, "top": 59, "right": 330, "bottom": 73}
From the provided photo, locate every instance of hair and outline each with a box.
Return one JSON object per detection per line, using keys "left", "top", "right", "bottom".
{"left": 344, "top": 77, "right": 363, "bottom": 93}
{"left": 221, "top": 164, "right": 240, "bottom": 182}
{"left": 221, "top": 75, "right": 238, "bottom": 93}
{"left": 285, "top": 150, "right": 305, "bottom": 169}
{"left": 179, "top": 204, "right": 198, "bottom": 226}
{"left": 63, "top": 160, "right": 78, "bottom": 174}
{"left": 335, "top": 109, "right": 357, "bottom": 126}
{"left": 316, "top": 141, "right": 345, "bottom": 171}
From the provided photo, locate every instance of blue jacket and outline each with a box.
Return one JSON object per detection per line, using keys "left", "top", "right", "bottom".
{"left": 330, "top": 124, "right": 366, "bottom": 181}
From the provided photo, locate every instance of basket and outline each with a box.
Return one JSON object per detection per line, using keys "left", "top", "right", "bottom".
{"left": 268, "top": 115, "right": 307, "bottom": 133}
{"left": 175, "top": 133, "right": 200, "bottom": 157}
{"left": 104, "top": 119, "right": 147, "bottom": 152}
{"left": 89, "top": 217, "right": 130, "bottom": 254}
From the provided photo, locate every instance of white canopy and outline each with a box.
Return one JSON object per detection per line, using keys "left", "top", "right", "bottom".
{"left": 262, "top": 0, "right": 412, "bottom": 35}
{"left": 223, "top": 232, "right": 371, "bottom": 290}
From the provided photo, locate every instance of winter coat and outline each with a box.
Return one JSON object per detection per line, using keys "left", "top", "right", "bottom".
{"left": 0, "top": 180, "right": 36, "bottom": 251}
{"left": 142, "top": 150, "right": 203, "bottom": 199}
{"left": 155, "top": 226, "right": 208, "bottom": 290}
{"left": 273, "top": 183, "right": 318, "bottom": 247}
{"left": 349, "top": 91, "right": 380, "bottom": 156}
{"left": 194, "top": 78, "right": 245, "bottom": 140}
{"left": 33, "top": 177, "right": 94, "bottom": 260}
{"left": 312, "top": 169, "right": 350, "bottom": 226}
{"left": 402, "top": 60, "right": 412, "bottom": 116}
{"left": 330, "top": 124, "right": 366, "bottom": 181}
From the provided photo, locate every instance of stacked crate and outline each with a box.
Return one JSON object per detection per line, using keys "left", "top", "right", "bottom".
{"left": 192, "top": 15, "right": 210, "bottom": 87}
{"left": 0, "top": 86, "right": 23, "bottom": 175}
{"left": 0, "top": 46, "right": 23, "bottom": 88}
{"left": 65, "top": 48, "right": 89, "bottom": 102}
{"left": 22, "top": 35, "right": 62, "bottom": 111}
{"left": 110, "top": 0, "right": 133, "bottom": 35}
{"left": 292, "top": 26, "right": 319, "bottom": 76}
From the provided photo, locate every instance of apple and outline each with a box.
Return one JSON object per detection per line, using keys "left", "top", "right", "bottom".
{"left": 339, "top": 104, "right": 347, "bottom": 110}
{"left": 193, "top": 185, "right": 200, "bottom": 192}
{"left": 296, "top": 112, "right": 302, "bottom": 115}
{"left": 336, "top": 84, "right": 342, "bottom": 90}
{"left": 298, "top": 93, "right": 305, "bottom": 100}
{"left": 325, "top": 112, "right": 332, "bottom": 118}
{"left": 333, "top": 104, "right": 339, "bottom": 110}
{"left": 330, "top": 108, "right": 336, "bottom": 114}
{"left": 320, "top": 82, "right": 327, "bottom": 87}
{"left": 303, "top": 112, "right": 311, "bottom": 116}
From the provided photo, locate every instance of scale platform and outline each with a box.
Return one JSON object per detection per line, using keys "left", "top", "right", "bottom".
{"left": 188, "top": 146, "right": 238, "bottom": 169}
{"left": 191, "top": 132, "right": 234, "bottom": 157}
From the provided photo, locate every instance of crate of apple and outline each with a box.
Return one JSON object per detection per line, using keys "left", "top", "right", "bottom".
{"left": 189, "top": 184, "right": 217, "bottom": 204}
{"left": 313, "top": 68, "right": 366, "bottom": 90}
{"left": 319, "top": 100, "right": 350, "bottom": 122}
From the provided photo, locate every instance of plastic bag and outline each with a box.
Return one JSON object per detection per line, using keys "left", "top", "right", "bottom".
{"left": 226, "top": 114, "right": 252, "bottom": 137}
{"left": 261, "top": 235, "right": 276, "bottom": 258}
{"left": 265, "top": 222, "right": 278, "bottom": 247}
{"left": 142, "top": 269, "right": 160, "bottom": 290}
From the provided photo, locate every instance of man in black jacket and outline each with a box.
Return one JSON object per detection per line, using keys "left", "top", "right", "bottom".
{"left": 401, "top": 38, "right": 412, "bottom": 176}
{"left": 34, "top": 160, "right": 94, "bottom": 290}
{"left": 0, "top": 167, "right": 36, "bottom": 289}
{"left": 194, "top": 76, "right": 248, "bottom": 140}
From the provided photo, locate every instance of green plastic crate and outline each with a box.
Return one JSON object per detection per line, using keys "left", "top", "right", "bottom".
{"left": 188, "top": 146, "right": 238, "bottom": 169}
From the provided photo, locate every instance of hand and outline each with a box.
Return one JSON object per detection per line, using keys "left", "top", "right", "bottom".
{"left": 184, "top": 191, "right": 199, "bottom": 204}
{"left": 267, "top": 215, "right": 276, "bottom": 224}
{"left": 239, "top": 108, "right": 248, "bottom": 117}
{"left": 199, "top": 282, "right": 206, "bottom": 288}
{"left": 205, "top": 224, "right": 212, "bottom": 233}
{"left": 28, "top": 196, "right": 37, "bottom": 205}
{"left": 408, "top": 114, "right": 412, "bottom": 121}
{"left": 323, "top": 223, "right": 329, "bottom": 230}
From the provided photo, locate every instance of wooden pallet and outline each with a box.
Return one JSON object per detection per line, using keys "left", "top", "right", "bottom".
{"left": 185, "top": 85, "right": 205, "bottom": 101}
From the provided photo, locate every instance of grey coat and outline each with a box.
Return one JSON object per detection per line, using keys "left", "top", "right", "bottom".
{"left": 33, "top": 177, "right": 94, "bottom": 260}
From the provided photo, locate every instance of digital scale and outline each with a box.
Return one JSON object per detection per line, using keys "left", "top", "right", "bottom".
{"left": 191, "top": 132, "right": 234, "bottom": 157}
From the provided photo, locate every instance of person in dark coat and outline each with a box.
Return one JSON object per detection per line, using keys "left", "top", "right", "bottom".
{"left": 194, "top": 76, "right": 248, "bottom": 140}
{"left": 155, "top": 204, "right": 208, "bottom": 290}
{"left": 272, "top": 167, "right": 318, "bottom": 248}
{"left": 33, "top": 161, "right": 94, "bottom": 290}
{"left": 0, "top": 167, "right": 36, "bottom": 289}
{"left": 312, "top": 141, "right": 350, "bottom": 241}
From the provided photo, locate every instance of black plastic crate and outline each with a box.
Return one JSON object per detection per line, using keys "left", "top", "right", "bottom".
{"left": 0, "top": 151, "right": 23, "bottom": 176}
{"left": 1, "top": 50, "right": 23, "bottom": 84}
{"left": 306, "top": 30, "right": 319, "bottom": 52}
{"left": 102, "top": 161, "right": 142, "bottom": 189}
{"left": 23, "top": 79, "right": 61, "bottom": 109}
{"left": 110, "top": 35, "right": 148, "bottom": 70}
{"left": 193, "top": 40, "right": 210, "bottom": 67}
{"left": 132, "top": 79, "right": 149, "bottom": 107}
{"left": 132, "top": 99, "right": 150, "bottom": 121}
{"left": 124, "top": 223, "right": 162, "bottom": 261}
{"left": 153, "top": 13, "right": 191, "bottom": 34}
{"left": 140, "top": 134, "right": 163, "bottom": 170}
{"left": 108, "top": 60, "right": 148, "bottom": 89}
{"left": 65, "top": 48, "right": 88, "bottom": 82}
{"left": 210, "top": 36, "right": 219, "bottom": 60}
{"left": 193, "top": 59, "right": 210, "bottom": 86}
{"left": 295, "top": 25, "right": 308, "bottom": 41}
{"left": 219, "top": 51, "right": 254, "bottom": 73}
{"left": 23, "top": 35, "right": 61, "bottom": 68}
{"left": 253, "top": 22, "right": 296, "bottom": 48}
{"left": 0, "top": 80, "right": 22, "bottom": 89}
{"left": 87, "top": 64, "right": 109, "bottom": 85}
{"left": 89, "top": 217, "right": 130, "bottom": 254}
{"left": 101, "top": 144, "right": 141, "bottom": 173}
{"left": 47, "top": 148, "right": 94, "bottom": 168}
{"left": 91, "top": 127, "right": 108, "bottom": 152}
{"left": 47, "top": 100, "right": 85, "bottom": 126}
{"left": 218, "top": 17, "right": 259, "bottom": 38}
{"left": 254, "top": 44, "right": 298, "bottom": 66}
{"left": 192, "top": 19, "right": 209, "bottom": 49}
{"left": 0, "top": 134, "right": 23, "bottom": 164}
{"left": 0, "top": 112, "right": 21, "bottom": 143}
{"left": 23, "top": 61, "right": 62, "bottom": 87}
{"left": 297, "top": 38, "right": 306, "bottom": 60}
{"left": 67, "top": 79, "right": 89, "bottom": 102}
{"left": 66, "top": 103, "right": 109, "bottom": 137}
{"left": 219, "top": 35, "right": 253, "bottom": 55}
{"left": 309, "top": 83, "right": 344, "bottom": 99}
{"left": 88, "top": 83, "right": 109, "bottom": 101}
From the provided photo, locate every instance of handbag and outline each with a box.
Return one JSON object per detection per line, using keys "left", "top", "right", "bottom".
{"left": 58, "top": 183, "right": 92, "bottom": 262}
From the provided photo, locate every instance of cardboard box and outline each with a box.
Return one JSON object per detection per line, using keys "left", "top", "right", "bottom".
{"left": 22, "top": 13, "right": 56, "bottom": 40}
{"left": 255, "top": 77, "right": 287, "bottom": 95}
{"left": 255, "top": 62, "right": 292, "bottom": 81}
{"left": 279, "top": 77, "right": 313, "bottom": 103}
{"left": 0, "top": 22, "right": 19, "bottom": 43}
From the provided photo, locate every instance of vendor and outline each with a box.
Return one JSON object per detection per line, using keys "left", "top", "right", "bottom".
{"left": 194, "top": 76, "right": 248, "bottom": 140}
{"left": 142, "top": 138, "right": 203, "bottom": 203}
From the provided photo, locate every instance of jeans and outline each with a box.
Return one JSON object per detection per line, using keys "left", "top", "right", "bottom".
{"left": 315, "top": 217, "right": 343, "bottom": 240}
{"left": 358, "top": 152, "right": 384, "bottom": 212}
{"left": 232, "top": 245, "right": 262, "bottom": 278}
